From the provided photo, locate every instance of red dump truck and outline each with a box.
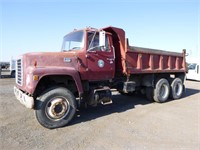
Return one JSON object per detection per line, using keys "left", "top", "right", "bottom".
{"left": 14, "top": 26, "right": 186, "bottom": 129}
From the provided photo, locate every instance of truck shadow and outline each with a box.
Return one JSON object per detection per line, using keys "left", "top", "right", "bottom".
{"left": 185, "top": 88, "right": 200, "bottom": 97}
{"left": 186, "top": 79, "right": 200, "bottom": 82}
{"left": 69, "top": 88, "right": 199, "bottom": 127}
{"left": 69, "top": 93, "right": 152, "bottom": 126}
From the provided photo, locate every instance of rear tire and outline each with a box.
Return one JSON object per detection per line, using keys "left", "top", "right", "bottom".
{"left": 153, "top": 78, "right": 170, "bottom": 103}
{"left": 170, "top": 78, "right": 184, "bottom": 100}
{"left": 145, "top": 87, "right": 154, "bottom": 101}
{"left": 11, "top": 71, "right": 15, "bottom": 78}
{"left": 35, "top": 87, "right": 77, "bottom": 129}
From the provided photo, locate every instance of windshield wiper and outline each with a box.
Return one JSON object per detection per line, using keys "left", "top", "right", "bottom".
{"left": 71, "top": 47, "right": 81, "bottom": 50}
{"left": 63, "top": 47, "right": 80, "bottom": 51}
{"left": 62, "top": 50, "right": 70, "bottom": 52}
{"left": 62, "top": 47, "right": 80, "bottom": 52}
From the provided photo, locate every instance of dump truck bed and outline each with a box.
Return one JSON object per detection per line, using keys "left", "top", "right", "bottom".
{"left": 125, "top": 46, "right": 186, "bottom": 74}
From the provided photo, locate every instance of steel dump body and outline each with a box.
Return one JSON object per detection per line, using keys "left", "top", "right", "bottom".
{"left": 125, "top": 46, "right": 186, "bottom": 74}
{"left": 102, "top": 26, "right": 186, "bottom": 75}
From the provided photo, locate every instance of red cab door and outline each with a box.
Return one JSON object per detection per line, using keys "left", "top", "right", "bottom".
{"left": 86, "top": 32, "right": 115, "bottom": 81}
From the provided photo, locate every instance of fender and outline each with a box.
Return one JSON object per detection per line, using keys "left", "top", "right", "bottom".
{"left": 25, "top": 66, "right": 83, "bottom": 95}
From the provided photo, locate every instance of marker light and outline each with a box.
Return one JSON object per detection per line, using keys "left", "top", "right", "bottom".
{"left": 33, "top": 75, "right": 39, "bottom": 81}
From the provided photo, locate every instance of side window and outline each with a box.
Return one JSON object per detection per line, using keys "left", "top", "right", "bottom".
{"left": 87, "top": 32, "right": 98, "bottom": 49}
{"left": 104, "top": 36, "right": 109, "bottom": 51}
{"left": 87, "top": 32, "right": 110, "bottom": 51}
{"left": 197, "top": 65, "right": 199, "bottom": 74}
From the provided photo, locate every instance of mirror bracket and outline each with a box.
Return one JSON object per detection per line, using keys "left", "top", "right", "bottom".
{"left": 99, "top": 31, "right": 106, "bottom": 47}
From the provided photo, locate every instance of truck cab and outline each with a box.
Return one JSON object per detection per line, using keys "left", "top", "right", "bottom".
{"left": 61, "top": 28, "right": 116, "bottom": 81}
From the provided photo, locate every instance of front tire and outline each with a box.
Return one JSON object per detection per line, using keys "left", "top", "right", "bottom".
{"left": 35, "top": 87, "right": 77, "bottom": 129}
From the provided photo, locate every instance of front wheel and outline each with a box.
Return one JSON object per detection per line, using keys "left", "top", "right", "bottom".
{"left": 35, "top": 87, "right": 77, "bottom": 129}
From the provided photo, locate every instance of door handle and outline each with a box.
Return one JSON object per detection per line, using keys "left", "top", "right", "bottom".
{"left": 107, "top": 58, "right": 114, "bottom": 61}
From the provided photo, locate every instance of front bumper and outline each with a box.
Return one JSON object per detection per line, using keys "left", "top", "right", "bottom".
{"left": 14, "top": 86, "right": 34, "bottom": 109}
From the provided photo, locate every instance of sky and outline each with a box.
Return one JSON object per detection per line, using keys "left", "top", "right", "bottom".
{"left": 0, "top": 0, "right": 199, "bottom": 62}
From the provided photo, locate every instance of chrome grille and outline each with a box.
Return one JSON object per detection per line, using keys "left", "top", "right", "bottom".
{"left": 16, "top": 58, "right": 23, "bottom": 86}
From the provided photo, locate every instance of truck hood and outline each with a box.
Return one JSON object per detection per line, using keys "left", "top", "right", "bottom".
{"left": 23, "top": 51, "right": 78, "bottom": 69}
{"left": 15, "top": 51, "right": 80, "bottom": 94}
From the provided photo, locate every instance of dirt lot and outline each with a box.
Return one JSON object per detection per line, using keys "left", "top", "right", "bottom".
{"left": 0, "top": 78, "right": 199, "bottom": 150}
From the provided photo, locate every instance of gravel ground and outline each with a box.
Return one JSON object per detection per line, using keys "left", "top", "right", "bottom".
{"left": 0, "top": 78, "right": 199, "bottom": 150}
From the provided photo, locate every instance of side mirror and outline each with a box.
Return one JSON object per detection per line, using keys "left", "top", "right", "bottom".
{"left": 99, "top": 31, "right": 106, "bottom": 47}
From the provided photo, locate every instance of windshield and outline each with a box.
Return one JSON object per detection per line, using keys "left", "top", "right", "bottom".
{"left": 62, "top": 30, "right": 84, "bottom": 51}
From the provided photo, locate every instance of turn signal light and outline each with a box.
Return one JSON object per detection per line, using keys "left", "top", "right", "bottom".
{"left": 33, "top": 75, "right": 39, "bottom": 81}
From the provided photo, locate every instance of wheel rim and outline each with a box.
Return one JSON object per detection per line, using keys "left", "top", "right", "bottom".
{"left": 175, "top": 82, "right": 183, "bottom": 96}
{"left": 159, "top": 84, "right": 169, "bottom": 99}
{"left": 45, "top": 97, "right": 70, "bottom": 121}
